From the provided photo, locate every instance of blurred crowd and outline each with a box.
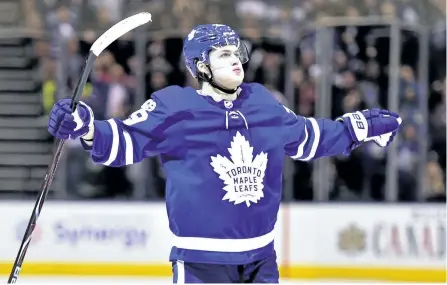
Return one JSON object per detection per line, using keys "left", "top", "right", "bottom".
{"left": 24, "top": 0, "right": 445, "bottom": 202}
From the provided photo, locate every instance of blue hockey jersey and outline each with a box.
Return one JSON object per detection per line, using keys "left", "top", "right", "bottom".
{"left": 82, "top": 83, "right": 354, "bottom": 264}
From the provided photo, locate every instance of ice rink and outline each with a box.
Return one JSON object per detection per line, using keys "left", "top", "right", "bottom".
{"left": 2, "top": 276, "right": 172, "bottom": 284}
{"left": 1, "top": 276, "right": 363, "bottom": 284}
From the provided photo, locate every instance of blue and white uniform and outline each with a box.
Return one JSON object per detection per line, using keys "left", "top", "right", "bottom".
{"left": 48, "top": 23, "right": 401, "bottom": 284}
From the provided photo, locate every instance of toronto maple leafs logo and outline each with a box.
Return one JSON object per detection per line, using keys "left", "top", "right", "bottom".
{"left": 210, "top": 132, "right": 268, "bottom": 207}
{"left": 187, "top": 29, "right": 196, "bottom": 41}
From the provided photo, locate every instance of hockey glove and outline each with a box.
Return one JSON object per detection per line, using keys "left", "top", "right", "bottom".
{"left": 48, "top": 99, "right": 94, "bottom": 140}
{"left": 337, "top": 108, "right": 402, "bottom": 150}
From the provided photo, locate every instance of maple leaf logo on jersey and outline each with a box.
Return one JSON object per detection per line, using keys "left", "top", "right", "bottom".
{"left": 210, "top": 132, "right": 268, "bottom": 207}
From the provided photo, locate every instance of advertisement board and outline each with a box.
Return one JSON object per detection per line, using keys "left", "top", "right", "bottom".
{"left": 286, "top": 204, "right": 446, "bottom": 282}
{"left": 0, "top": 201, "right": 444, "bottom": 282}
{"left": 0, "top": 202, "right": 171, "bottom": 263}
{"left": 0, "top": 202, "right": 173, "bottom": 276}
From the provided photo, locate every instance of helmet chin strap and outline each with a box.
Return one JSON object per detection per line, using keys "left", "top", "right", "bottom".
{"left": 209, "top": 80, "right": 238, "bottom": 94}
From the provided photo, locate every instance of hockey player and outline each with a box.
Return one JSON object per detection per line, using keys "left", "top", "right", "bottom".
{"left": 48, "top": 24, "right": 401, "bottom": 283}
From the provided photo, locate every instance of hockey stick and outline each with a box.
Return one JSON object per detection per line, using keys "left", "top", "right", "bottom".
{"left": 7, "top": 12, "right": 152, "bottom": 284}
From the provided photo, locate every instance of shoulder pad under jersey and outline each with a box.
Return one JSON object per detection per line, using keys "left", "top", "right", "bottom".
{"left": 242, "top": 82, "right": 280, "bottom": 106}
{"left": 150, "top": 85, "right": 188, "bottom": 113}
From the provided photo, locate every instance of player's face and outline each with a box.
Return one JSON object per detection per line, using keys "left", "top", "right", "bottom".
{"left": 208, "top": 45, "right": 244, "bottom": 90}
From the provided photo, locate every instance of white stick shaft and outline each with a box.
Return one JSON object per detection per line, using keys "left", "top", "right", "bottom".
{"left": 91, "top": 12, "right": 152, "bottom": 56}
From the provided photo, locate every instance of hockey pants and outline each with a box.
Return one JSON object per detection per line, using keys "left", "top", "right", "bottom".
{"left": 172, "top": 255, "right": 279, "bottom": 283}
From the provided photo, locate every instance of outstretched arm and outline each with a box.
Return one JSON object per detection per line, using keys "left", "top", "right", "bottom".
{"left": 281, "top": 106, "right": 401, "bottom": 161}
{"left": 48, "top": 94, "right": 175, "bottom": 167}
{"left": 81, "top": 96, "right": 172, "bottom": 166}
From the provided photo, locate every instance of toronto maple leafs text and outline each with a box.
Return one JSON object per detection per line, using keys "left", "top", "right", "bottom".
{"left": 226, "top": 166, "right": 262, "bottom": 193}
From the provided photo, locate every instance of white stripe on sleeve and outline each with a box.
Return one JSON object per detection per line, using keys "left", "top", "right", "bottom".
{"left": 300, "top": 118, "right": 321, "bottom": 161}
{"left": 103, "top": 119, "right": 119, "bottom": 166}
{"left": 123, "top": 130, "right": 134, "bottom": 165}
{"left": 291, "top": 119, "right": 309, "bottom": 159}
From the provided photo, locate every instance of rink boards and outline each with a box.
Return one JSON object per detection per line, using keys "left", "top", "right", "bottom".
{"left": 0, "top": 202, "right": 444, "bottom": 282}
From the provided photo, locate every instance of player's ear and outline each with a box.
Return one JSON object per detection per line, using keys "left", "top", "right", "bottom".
{"left": 196, "top": 61, "right": 211, "bottom": 77}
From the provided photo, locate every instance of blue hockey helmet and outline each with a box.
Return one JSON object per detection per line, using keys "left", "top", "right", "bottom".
{"left": 183, "top": 24, "right": 249, "bottom": 79}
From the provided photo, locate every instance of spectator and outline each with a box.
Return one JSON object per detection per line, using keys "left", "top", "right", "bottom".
{"left": 90, "top": 0, "right": 123, "bottom": 23}
{"left": 66, "top": 36, "right": 84, "bottom": 87}
{"left": 253, "top": 51, "right": 285, "bottom": 93}
{"left": 424, "top": 160, "right": 446, "bottom": 202}
{"left": 397, "top": 123, "right": 419, "bottom": 200}
{"left": 105, "top": 63, "right": 131, "bottom": 119}
{"left": 429, "top": 78, "right": 446, "bottom": 170}
{"left": 41, "top": 59, "right": 57, "bottom": 115}
{"left": 45, "top": 4, "right": 78, "bottom": 58}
